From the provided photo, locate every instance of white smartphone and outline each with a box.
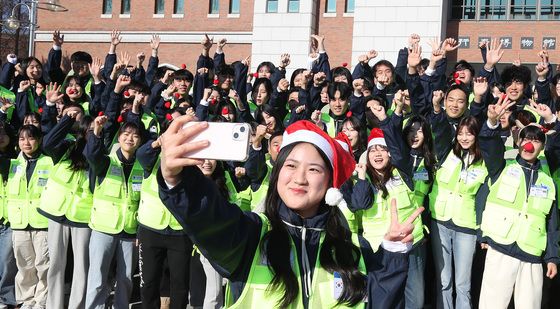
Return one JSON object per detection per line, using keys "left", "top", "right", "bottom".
{"left": 182, "top": 122, "right": 251, "bottom": 162}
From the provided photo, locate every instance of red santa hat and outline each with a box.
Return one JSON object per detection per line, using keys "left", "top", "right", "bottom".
{"left": 367, "top": 128, "right": 387, "bottom": 149}
{"left": 280, "top": 120, "right": 356, "bottom": 207}
{"left": 335, "top": 132, "right": 353, "bottom": 155}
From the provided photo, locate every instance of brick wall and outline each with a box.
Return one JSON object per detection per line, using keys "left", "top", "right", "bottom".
{"left": 316, "top": 0, "right": 354, "bottom": 68}
{"left": 447, "top": 20, "right": 560, "bottom": 65}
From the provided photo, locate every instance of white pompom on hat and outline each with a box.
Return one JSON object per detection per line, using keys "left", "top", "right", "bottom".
{"left": 280, "top": 120, "right": 356, "bottom": 207}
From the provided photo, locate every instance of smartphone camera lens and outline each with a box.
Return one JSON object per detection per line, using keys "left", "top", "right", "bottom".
{"left": 233, "top": 133, "right": 239, "bottom": 139}
{"left": 240, "top": 126, "right": 245, "bottom": 132}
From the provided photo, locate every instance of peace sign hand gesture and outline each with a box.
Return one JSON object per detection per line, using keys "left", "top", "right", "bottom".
{"left": 384, "top": 199, "right": 424, "bottom": 244}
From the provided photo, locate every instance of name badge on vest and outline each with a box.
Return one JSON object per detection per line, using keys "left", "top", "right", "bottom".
{"left": 506, "top": 167, "right": 522, "bottom": 179}
{"left": 333, "top": 272, "right": 343, "bottom": 299}
{"left": 530, "top": 185, "right": 549, "bottom": 198}
{"left": 132, "top": 175, "right": 142, "bottom": 192}
{"left": 110, "top": 166, "right": 122, "bottom": 177}
{"left": 37, "top": 178, "right": 48, "bottom": 187}
{"left": 37, "top": 169, "right": 49, "bottom": 176}
{"left": 413, "top": 170, "right": 429, "bottom": 181}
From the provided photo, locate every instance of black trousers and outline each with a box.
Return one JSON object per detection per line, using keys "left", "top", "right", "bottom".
{"left": 138, "top": 226, "right": 193, "bottom": 309}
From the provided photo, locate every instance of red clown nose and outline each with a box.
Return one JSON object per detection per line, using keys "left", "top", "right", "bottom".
{"left": 181, "top": 64, "right": 187, "bottom": 69}
{"left": 523, "top": 142, "right": 535, "bottom": 153}
{"left": 68, "top": 89, "right": 76, "bottom": 95}
{"left": 221, "top": 107, "right": 229, "bottom": 115}
{"left": 165, "top": 113, "right": 173, "bottom": 121}
{"left": 123, "top": 90, "right": 130, "bottom": 97}
{"left": 253, "top": 73, "right": 259, "bottom": 78}
{"left": 98, "top": 112, "right": 104, "bottom": 116}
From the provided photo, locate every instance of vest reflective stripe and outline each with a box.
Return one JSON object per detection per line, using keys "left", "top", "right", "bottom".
{"left": 237, "top": 160, "right": 273, "bottom": 212}
{"left": 224, "top": 171, "right": 238, "bottom": 204}
{"left": 138, "top": 159, "right": 182, "bottom": 231}
{"left": 481, "top": 162, "right": 555, "bottom": 257}
{"left": 225, "top": 213, "right": 366, "bottom": 308}
{"left": 141, "top": 112, "right": 160, "bottom": 135}
{"left": 361, "top": 169, "right": 424, "bottom": 250}
{"left": 428, "top": 153, "right": 488, "bottom": 229}
{"left": 6, "top": 154, "right": 53, "bottom": 229}
{"left": 0, "top": 86, "right": 15, "bottom": 122}
{"left": 412, "top": 159, "right": 432, "bottom": 206}
{"left": 89, "top": 154, "right": 143, "bottom": 234}
{"left": 39, "top": 158, "right": 93, "bottom": 223}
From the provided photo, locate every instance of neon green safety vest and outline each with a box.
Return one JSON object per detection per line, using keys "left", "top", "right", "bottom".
{"left": 429, "top": 152, "right": 488, "bottom": 230}
{"left": 481, "top": 161, "right": 556, "bottom": 257}
{"left": 237, "top": 160, "right": 272, "bottom": 212}
{"left": 138, "top": 159, "right": 182, "bottom": 231}
{"left": 0, "top": 174, "right": 5, "bottom": 222}
{"left": 412, "top": 159, "right": 432, "bottom": 206}
{"left": 141, "top": 111, "right": 160, "bottom": 135}
{"left": 553, "top": 169, "right": 560, "bottom": 207}
{"left": 225, "top": 213, "right": 366, "bottom": 308}
{"left": 6, "top": 154, "right": 53, "bottom": 229}
{"left": 0, "top": 85, "right": 16, "bottom": 122}
{"left": 361, "top": 169, "right": 425, "bottom": 251}
{"left": 89, "top": 153, "right": 143, "bottom": 235}
{"left": 38, "top": 155, "right": 93, "bottom": 224}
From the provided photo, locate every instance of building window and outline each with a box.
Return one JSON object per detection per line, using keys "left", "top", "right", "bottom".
{"left": 209, "top": 0, "right": 219, "bottom": 14}
{"left": 121, "top": 0, "right": 130, "bottom": 14}
{"left": 288, "top": 0, "right": 300, "bottom": 12}
{"left": 230, "top": 0, "right": 240, "bottom": 13}
{"left": 326, "top": 0, "right": 336, "bottom": 13}
{"left": 511, "top": 0, "right": 537, "bottom": 19}
{"left": 479, "top": 0, "right": 507, "bottom": 19}
{"left": 345, "top": 0, "right": 355, "bottom": 13}
{"left": 541, "top": 0, "right": 560, "bottom": 19}
{"left": 451, "top": 0, "right": 477, "bottom": 19}
{"left": 174, "top": 0, "right": 184, "bottom": 14}
{"left": 155, "top": 0, "right": 165, "bottom": 14}
{"left": 267, "top": 0, "right": 278, "bottom": 12}
{"left": 103, "top": 0, "right": 113, "bottom": 14}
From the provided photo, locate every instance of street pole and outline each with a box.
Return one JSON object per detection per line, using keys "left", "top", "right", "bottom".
{"left": 28, "top": 0, "right": 37, "bottom": 56}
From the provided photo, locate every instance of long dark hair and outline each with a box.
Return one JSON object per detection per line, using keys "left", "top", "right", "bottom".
{"left": 365, "top": 145, "right": 394, "bottom": 198}
{"left": 452, "top": 116, "right": 482, "bottom": 165}
{"left": 63, "top": 75, "right": 88, "bottom": 104}
{"left": 65, "top": 111, "right": 92, "bottom": 172}
{"left": 341, "top": 116, "right": 367, "bottom": 158}
{"left": 403, "top": 115, "right": 436, "bottom": 183}
{"left": 262, "top": 142, "right": 366, "bottom": 307}
{"left": 255, "top": 104, "right": 284, "bottom": 132}
{"left": 251, "top": 78, "right": 273, "bottom": 104}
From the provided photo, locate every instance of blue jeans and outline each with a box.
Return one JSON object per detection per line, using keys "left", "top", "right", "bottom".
{"left": 85, "top": 230, "right": 136, "bottom": 309}
{"left": 405, "top": 242, "right": 426, "bottom": 309}
{"left": 431, "top": 221, "right": 476, "bottom": 309}
{"left": 0, "top": 225, "right": 16, "bottom": 306}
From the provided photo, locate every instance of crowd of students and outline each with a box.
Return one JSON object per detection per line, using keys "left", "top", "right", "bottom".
{"left": 0, "top": 29, "right": 559, "bottom": 309}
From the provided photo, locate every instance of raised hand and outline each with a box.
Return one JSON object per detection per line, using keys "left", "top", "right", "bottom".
{"left": 528, "top": 100, "right": 555, "bottom": 123}
{"left": 384, "top": 198, "right": 424, "bottom": 243}
{"left": 202, "top": 34, "right": 214, "bottom": 50}
{"left": 442, "top": 38, "right": 459, "bottom": 53}
{"left": 370, "top": 104, "right": 387, "bottom": 122}
{"left": 407, "top": 43, "right": 422, "bottom": 69}
{"left": 311, "top": 110, "right": 322, "bottom": 126}
{"left": 354, "top": 163, "right": 366, "bottom": 180}
{"left": 119, "top": 51, "right": 131, "bottom": 68}
{"left": 160, "top": 116, "right": 209, "bottom": 186}
{"left": 35, "top": 83, "right": 44, "bottom": 97}
{"left": 312, "top": 72, "right": 326, "bottom": 87}
{"left": 53, "top": 30, "right": 64, "bottom": 46}
{"left": 115, "top": 75, "right": 132, "bottom": 93}
{"left": 408, "top": 33, "right": 420, "bottom": 49}
{"left": 512, "top": 53, "right": 521, "bottom": 67}
{"left": 150, "top": 34, "right": 161, "bottom": 50}
{"left": 136, "top": 52, "right": 146, "bottom": 66}
{"left": 487, "top": 95, "right": 515, "bottom": 126}
{"left": 432, "top": 90, "right": 444, "bottom": 114}
{"left": 93, "top": 115, "right": 108, "bottom": 137}
{"left": 279, "top": 53, "right": 291, "bottom": 68}
{"left": 0, "top": 98, "right": 14, "bottom": 112}
{"left": 310, "top": 34, "right": 326, "bottom": 52}
{"left": 366, "top": 49, "right": 378, "bottom": 61}
{"left": 19, "top": 80, "right": 31, "bottom": 92}
{"left": 473, "top": 77, "right": 489, "bottom": 99}
{"left": 484, "top": 38, "right": 505, "bottom": 70}
{"left": 535, "top": 61, "right": 549, "bottom": 80}
{"left": 278, "top": 78, "right": 290, "bottom": 91}
{"left": 88, "top": 57, "right": 102, "bottom": 79}
{"left": 110, "top": 30, "right": 122, "bottom": 54}
{"left": 45, "top": 82, "right": 65, "bottom": 103}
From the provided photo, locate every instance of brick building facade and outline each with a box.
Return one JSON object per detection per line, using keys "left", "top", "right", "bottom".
{"left": 29, "top": 0, "right": 560, "bottom": 75}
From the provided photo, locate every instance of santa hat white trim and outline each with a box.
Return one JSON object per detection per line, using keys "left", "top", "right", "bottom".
{"left": 367, "top": 137, "right": 387, "bottom": 149}
{"left": 281, "top": 130, "right": 334, "bottom": 166}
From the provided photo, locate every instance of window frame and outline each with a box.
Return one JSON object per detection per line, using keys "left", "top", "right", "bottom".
{"left": 288, "top": 0, "right": 300, "bottom": 13}
{"left": 230, "top": 0, "right": 240, "bottom": 14}
{"left": 209, "top": 0, "right": 220, "bottom": 14}
{"left": 173, "top": 0, "right": 185, "bottom": 14}
{"left": 345, "top": 0, "right": 355, "bottom": 13}
{"left": 326, "top": 0, "right": 336, "bottom": 13}
{"left": 154, "top": 0, "right": 165, "bottom": 14}
{"left": 102, "top": 0, "right": 113, "bottom": 14}
{"left": 267, "top": 0, "right": 278, "bottom": 13}
{"left": 120, "top": 0, "right": 130, "bottom": 14}
{"left": 451, "top": 0, "right": 560, "bottom": 20}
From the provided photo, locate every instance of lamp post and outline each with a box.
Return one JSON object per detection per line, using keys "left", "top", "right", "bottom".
{"left": 1, "top": 0, "right": 68, "bottom": 56}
